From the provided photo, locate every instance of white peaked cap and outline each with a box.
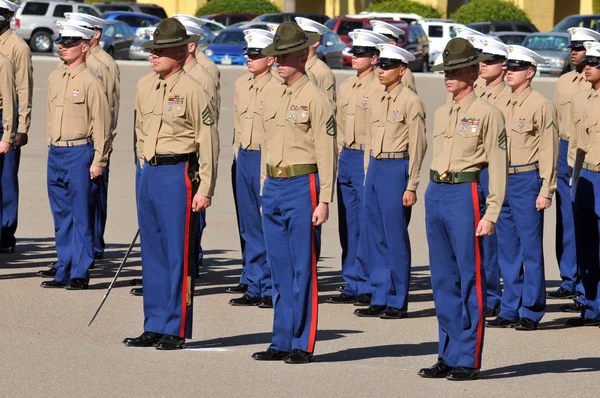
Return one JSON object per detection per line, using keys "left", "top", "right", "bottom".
{"left": 370, "top": 20, "right": 405, "bottom": 40}
{"left": 584, "top": 41, "right": 600, "bottom": 57}
{"left": 376, "top": 43, "right": 416, "bottom": 63}
{"left": 57, "top": 21, "right": 95, "bottom": 40}
{"left": 453, "top": 25, "right": 484, "bottom": 38}
{"left": 295, "top": 17, "right": 329, "bottom": 35}
{"left": 349, "top": 29, "right": 389, "bottom": 47}
{"left": 506, "top": 45, "right": 545, "bottom": 67}
{"left": 480, "top": 36, "right": 508, "bottom": 57}
{"left": 179, "top": 19, "right": 204, "bottom": 37}
{"left": 568, "top": 27, "right": 600, "bottom": 42}
{"left": 267, "top": 23, "right": 279, "bottom": 33}
{"left": 65, "top": 13, "right": 105, "bottom": 29}
{"left": 244, "top": 29, "right": 274, "bottom": 49}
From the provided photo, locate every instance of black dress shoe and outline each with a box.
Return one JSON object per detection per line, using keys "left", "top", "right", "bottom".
{"left": 336, "top": 284, "right": 346, "bottom": 293}
{"left": 123, "top": 332, "right": 163, "bottom": 347}
{"left": 284, "top": 349, "right": 314, "bottom": 364}
{"left": 380, "top": 307, "right": 407, "bottom": 319}
{"left": 418, "top": 359, "right": 453, "bottom": 378}
{"left": 560, "top": 301, "right": 584, "bottom": 313}
{"left": 41, "top": 280, "right": 66, "bottom": 289}
{"left": 229, "top": 294, "right": 261, "bottom": 306}
{"left": 155, "top": 335, "right": 185, "bottom": 350}
{"left": 37, "top": 268, "right": 57, "bottom": 278}
{"left": 130, "top": 278, "right": 143, "bottom": 286}
{"left": 94, "top": 253, "right": 104, "bottom": 260}
{"left": 485, "top": 307, "right": 499, "bottom": 318}
{"left": 326, "top": 293, "right": 356, "bottom": 304}
{"left": 486, "top": 316, "right": 517, "bottom": 328}
{"left": 546, "top": 287, "right": 577, "bottom": 300}
{"left": 226, "top": 283, "right": 248, "bottom": 294}
{"left": 353, "top": 293, "right": 372, "bottom": 307}
{"left": 514, "top": 317, "right": 537, "bottom": 331}
{"left": 252, "top": 348, "right": 289, "bottom": 361}
{"left": 130, "top": 287, "right": 143, "bottom": 296}
{"left": 354, "top": 305, "right": 387, "bottom": 317}
{"left": 446, "top": 366, "right": 480, "bottom": 381}
{"left": 65, "top": 278, "right": 89, "bottom": 290}
{"left": 0, "top": 245, "right": 15, "bottom": 253}
{"left": 258, "top": 296, "right": 273, "bottom": 308}
{"left": 565, "top": 316, "right": 600, "bottom": 327}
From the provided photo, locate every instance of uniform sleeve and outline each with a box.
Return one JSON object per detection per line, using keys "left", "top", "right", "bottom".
{"left": 0, "top": 60, "right": 16, "bottom": 143}
{"left": 567, "top": 92, "right": 581, "bottom": 169}
{"left": 537, "top": 102, "right": 559, "bottom": 198}
{"left": 325, "top": 71, "right": 336, "bottom": 104}
{"left": 101, "top": 66, "right": 117, "bottom": 134}
{"left": 13, "top": 43, "right": 33, "bottom": 134}
{"left": 111, "top": 62, "right": 120, "bottom": 132}
{"left": 89, "top": 79, "right": 111, "bottom": 167}
{"left": 573, "top": 102, "right": 590, "bottom": 186}
{"left": 402, "top": 70, "right": 417, "bottom": 94}
{"left": 134, "top": 82, "right": 145, "bottom": 165}
{"left": 335, "top": 85, "right": 345, "bottom": 155}
{"left": 482, "top": 107, "right": 508, "bottom": 223}
{"left": 233, "top": 81, "right": 241, "bottom": 157}
{"left": 311, "top": 95, "right": 338, "bottom": 203}
{"left": 405, "top": 96, "right": 427, "bottom": 192}
{"left": 189, "top": 89, "right": 219, "bottom": 197}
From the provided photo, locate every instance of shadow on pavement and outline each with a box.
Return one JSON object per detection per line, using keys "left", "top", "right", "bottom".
{"left": 317, "top": 341, "right": 438, "bottom": 362}
{"left": 482, "top": 357, "right": 600, "bottom": 379}
{"left": 187, "top": 329, "right": 362, "bottom": 349}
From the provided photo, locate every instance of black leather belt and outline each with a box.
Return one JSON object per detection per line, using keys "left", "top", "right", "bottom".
{"left": 147, "top": 153, "right": 197, "bottom": 166}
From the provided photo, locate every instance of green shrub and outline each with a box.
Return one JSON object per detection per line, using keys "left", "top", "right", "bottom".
{"left": 196, "top": 0, "right": 280, "bottom": 16}
{"left": 451, "top": 0, "right": 530, "bottom": 25}
{"left": 367, "top": 0, "right": 442, "bottom": 19}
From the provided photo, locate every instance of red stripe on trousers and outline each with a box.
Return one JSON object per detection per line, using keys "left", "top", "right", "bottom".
{"left": 307, "top": 173, "right": 319, "bottom": 353}
{"left": 471, "top": 182, "right": 484, "bottom": 369}
{"left": 180, "top": 163, "right": 192, "bottom": 338}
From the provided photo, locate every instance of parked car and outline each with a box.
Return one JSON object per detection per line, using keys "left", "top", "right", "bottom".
{"left": 325, "top": 17, "right": 398, "bottom": 46}
{"left": 101, "top": 11, "right": 160, "bottom": 32}
{"left": 553, "top": 14, "right": 600, "bottom": 33}
{"left": 522, "top": 32, "right": 571, "bottom": 76}
{"left": 419, "top": 19, "right": 457, "bottom": 69}
{"left": 201, "top": 14, "right": 257, "bottom": 27}
{"left": 54, "top": 20, "right": 136, "bottom": 59}
{"left": 316, "top": 31, "right": 345, "bottom": 69}
{"left": 253, "top": 13, "right": 329, "bottom": 25}
{"left": 345, "top": 12, "right": 422, "bottom": 24}
{"left": 12, "top": 0, "right": 101, "bottom": 52}
{"left": 93, "top": 2, "right": 167, "bottom": 19}
{"left": 467, "top": 21, "right": 538, "bottom": 34}
{"left": 204, "top": 27, "right": 248, "bottom": 65}
{"left": 134, "top": 19, "right": 225, "bottom": 38}
{"left": 130, "top": 25, "right": 215, "bottom": 60}
{"left": 489, "top": 31, "right": 530, "bottom": 45}
{"left": 227, "top": 21, "right": 271, "bottom": 31}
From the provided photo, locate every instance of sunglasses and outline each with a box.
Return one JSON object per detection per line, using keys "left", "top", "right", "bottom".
{"left": 247, "top": 53, "right": 267, "bottom": 60}
{"left": 505, "top": 65, "right": 530, "bottom": 72}
{"left": 482, "top": 59, "right": 505, "bottom": 65}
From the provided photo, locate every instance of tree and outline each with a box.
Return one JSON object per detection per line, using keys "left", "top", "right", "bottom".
{"left": 196, "top": 0, "right": 280, "bottom": 16}
{"left": 451, "top": 0, "right": 530, "bottom": 25}
{"left": 367, "top": 0, "right": 442, "bottom": 19}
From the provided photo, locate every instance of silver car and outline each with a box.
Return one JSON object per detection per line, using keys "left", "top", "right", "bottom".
{"left": 521, "top": 32, "right": 572, "bottom": 76}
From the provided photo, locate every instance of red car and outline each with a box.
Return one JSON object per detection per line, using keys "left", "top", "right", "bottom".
{"left": 325, "top": 17, "right": 400, "bottom": 45}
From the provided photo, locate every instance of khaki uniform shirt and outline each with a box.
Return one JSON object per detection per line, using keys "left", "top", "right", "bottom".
{"left": 90, "top": 45, "right": 120, "bottom": 135}
{"left": 236, "top": 72, "right": 281, "bottom": 154}
{"left": 306, "top": 55, "right": 336, "bottom": 103}
{"left": 497, "top": 86, "right": 558, "bottom": 198}
{"left": 474, "top": 76, "right": 486, "bottom": 97}
{"left": 261, "top": 74, "right": 337, "bottom": 202}
{"left": 47, "top": 62, "right": 111, "bottom": 167}
{"left": 568, "top": 88, "right": 593, "bottom": 167}
{"left": 0, "top": 29, "right": 32, "bottom": 134}
{"left": 0, "top": 54, "right": 16, "bottom": 143}
{"left": 431, "top": 91, "right": 507, "bottom": 222}
{"left": 480, "top": 80, "right": 511, "bottom": 106}
{"left": 86, "top": 54, "right": 117, "bottom": 133}
{"left": 184, "top": 58, "right": 220, "bottom": 119}
{"left": 336, "top": 70, "right": 381, "bottom": 154}
{"left": 366, "top": 83, "right": 427, "bottom": 192}
{"left": 576, "top": 90, "right": 600, "bottom": 169}
{"left": 402, "top": 68, "right": 417, "bottom": 93}
{"left": 233, "top": 72, "right": 252, "bottom": 155}
{"left": 135, "top": 69, "right": 219, "bottom": 197}
{"left": 134, "top": 72, "right": 158, "bottom": 162}
{"left": 196, "top": 48, "right": 220, "bottom": 83}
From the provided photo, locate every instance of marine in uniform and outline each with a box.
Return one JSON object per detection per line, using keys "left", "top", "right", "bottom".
{"left": 453, "top": 26, "right": 487, "bottom": 96}
{"left": 420, "top": 38, "right": 507, "bottom": 380}
{"left": 568, "top": 41, "right": 600, "bottom": 326}
{"left": 0, "top": 0, "right": 33, "bottom": 253}
{"left": 227, "top": 29, "right": 279, "bottom": 308}
{"left": 354, "top": 43, "right": 426, "bottom": 319}
{"left": 547, "top": 28, "right": 600, "bottom": 304}
{"left": 251, "top": 22, "right": 337, "bottom": 364}
{"left": 295, "top": 17, "right": 337, "bottom": 103}
{"left": 41, "top": 24, "right": 110, "bottom": 290}
{"left": 65, "top": 12, "right": 121, "bottom": 261}
{"left": 326, "top": 30, "right": 387, "bottom": 307}
{"left": 124, "top": 18, "right": 219, "bottom": 350}
{"left": 487, "top": 46, "right": 558, "bottom": 331}
{"left": 370, "top": 20, "right": 417, "bottom": 93}
{"left": 173, "top": 15, "right": 221, "bottom": 84}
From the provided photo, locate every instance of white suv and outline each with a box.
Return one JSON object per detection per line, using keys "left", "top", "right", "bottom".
{"left": 419, "top": 19, "right": 457, "bottom": 69}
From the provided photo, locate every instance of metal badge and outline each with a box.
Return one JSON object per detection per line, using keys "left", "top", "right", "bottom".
{"left": 72, "top": 88, "right": 79, "bottom": 99}
{"left": 519, "top": 117, "right": 526, "bottom": 129}
{"left": 260, "top": 101, "right": 264, "bottom": 110}
{"left": 362, "top": 96, "right": 369, "bottom": 106}
{"left": 392, "top": 110, "right": 398, "bottom": 121}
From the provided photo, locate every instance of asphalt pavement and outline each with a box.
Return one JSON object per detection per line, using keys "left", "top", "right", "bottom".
{"left": 0, "top": 57, "right": 598, "bottom": 397}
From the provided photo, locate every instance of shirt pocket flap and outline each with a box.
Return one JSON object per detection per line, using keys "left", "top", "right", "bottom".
{"left": 170, "top": 102, "right": 186, "bottom": 117}
{"left": 68, "top": 91, "right": 85, "bottom": 104}
{"left": 585, "top": 117, "right": 599, "bottom": 130}
{"left": 386, "top": 110, "right": 405, "bottom": 124}
{"left": 512, "top": 118, "right": 534, "bottom": 134}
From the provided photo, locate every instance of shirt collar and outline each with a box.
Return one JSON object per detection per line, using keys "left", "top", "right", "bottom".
{"left": 512, "top": 86, "right": 533, "bottom": 106}
{"left": 251, "top": 71, "right": 273, "bottom": 91}
{"left": 90, "top": 46, "right": 101, "bottom": 55}
{"left": 306, "top": 55, "right": 317, "bottom": 69}
{"left": 67, "top": 62, "right": 88, "bottom": 77}
{"left": 356, "top": 70, "right": 376, "bottom": 88}
{"left": 183, "top": 58, "right": 198, "bottom": 72}
{"left": 0, "top": 29, "right": 12, "bottom": 45}
{"left": 454, "top": 90, "right": 476, "bottom": 110}
{"left": 158, "top": 69, "right": 185, "bottom": 92}
{"left": 388, "top": 82, "right": 405, "bottom": 101}
{"left": 485, "top": 81, "right": 506, "bottom": 99}
{"left": 285, "top": 74, "right": 309, "bottom": 98}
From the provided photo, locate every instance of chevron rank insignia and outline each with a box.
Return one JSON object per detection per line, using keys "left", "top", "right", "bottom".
{"left": 412, "top": 112, "right": 425, "bottom": 122}
{"left": 545, "top": 121, "right": 557, "bottom": 131}
{"left": 202, "top": 106, "right": 215, "bottom": 126}
{"left": 498, "top": 128, "right": 507, "bottom": 150}
{"left": 326, "top": 115, "right": 337, "bottom": 137}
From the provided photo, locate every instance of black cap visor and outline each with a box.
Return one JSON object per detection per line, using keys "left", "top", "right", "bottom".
{"left": 374, "top": 57, "right": 406, "bottom": 68}
{"left": 348, "top": 46, "right": 378, "bottom": 55}
{"left": 55, "top": 35, "right": 86, "bottom": 45}
{"left": 502, "top": 59, "right": 535, "bottom": 68}
{"left": 243, "top": 47, "right": 264, "bottom": 56}
{"left": 583, "top": 55, "right": 600, "bottom": 64}
{"left": 482, "top": 53, "right": 507, "bottom": 63}
{"left": 568, "top": 41, "right": 586, "bottom": 50}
